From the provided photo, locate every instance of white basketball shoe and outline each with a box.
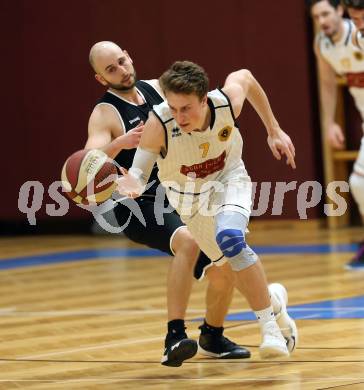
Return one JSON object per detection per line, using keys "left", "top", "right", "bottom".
{"left": 269, "top": 283, "right": 298, "bottom": 353}
{"left": 259, "top": 320, "right": 289, "bottom": 358}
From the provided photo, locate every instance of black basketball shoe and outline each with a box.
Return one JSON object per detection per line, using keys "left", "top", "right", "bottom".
{"left": 198, "top": 323, "right": 250, "bottom": 359}
{"left": 198, "top": 333, "right": 251, "bottom": 359}
{"left": 161, "top": 333, "right": 198, "bottom": 367}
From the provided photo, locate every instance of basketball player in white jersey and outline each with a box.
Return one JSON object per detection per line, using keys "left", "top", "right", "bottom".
{"left": 310, "top": 0, "right": 364, "bottom": 270}
{"left": 116, "top": 60, "right": 298, "bottom": 359}
{"left": 86, "top": 42, "right": 255, "bottom": 367}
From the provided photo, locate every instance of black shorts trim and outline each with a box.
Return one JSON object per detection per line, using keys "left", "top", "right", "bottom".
{"left": 219, "top": 204, "right": 249, "bottom": 213}
{"left": 169, "top": 187, "right": 211, "bottom": 196}
{"left": 194, "top": 251, "right": 214, "bottom": 280}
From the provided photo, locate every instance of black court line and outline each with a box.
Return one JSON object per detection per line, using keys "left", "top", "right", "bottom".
{"left": 243, "top": 346, "right": 364, "bottom": 350}
{"left": 317, "top": 380, "right": 364, "bottom": 390}
{"left": 227, "top": 343, "right": 364, "bottom": 350}
{"left": 297, "top": 347, "right": 364, "bottom": 350}
{"left": 0, "top": 359, "right": 363, "bottom": 364}
{"left": 225, "top": 342, "right": 364, "bottom": 351}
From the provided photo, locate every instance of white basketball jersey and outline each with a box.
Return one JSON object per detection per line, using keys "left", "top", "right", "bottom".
{"left": 318, "top": 19, "right": 364, "bottom": 120}
{"left": 153, "top": 89, "right": 246, "bottom": 195}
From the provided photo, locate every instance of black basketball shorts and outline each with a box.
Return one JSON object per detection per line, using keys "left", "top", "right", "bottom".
{"left": 113, "top": 196, "right": 212, "bottom": 280}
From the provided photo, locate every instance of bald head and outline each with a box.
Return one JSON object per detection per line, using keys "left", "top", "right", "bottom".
{"left": 89, "top": 41, "right": 137, "bottom": 91}
{"left": 89, "top": 41, "right": 123, "bottom": 73}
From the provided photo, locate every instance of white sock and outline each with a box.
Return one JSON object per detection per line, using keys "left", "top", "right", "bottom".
{"left": 255, "top": 306, "right": 275, "bottom": 329}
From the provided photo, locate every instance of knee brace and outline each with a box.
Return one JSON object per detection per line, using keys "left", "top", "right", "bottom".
{"left": 215, "top": 211, "right": 258, "bottom": 271}
{"left": 216, "top": 228, "right": 246, "bottom": 258}
{"left": 349, "top": 172, "right": 364, "bottom": 215}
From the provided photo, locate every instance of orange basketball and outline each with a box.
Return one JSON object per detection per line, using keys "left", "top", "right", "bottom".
{"left": 61, "top": 149, "right": 118, "bottom": 205}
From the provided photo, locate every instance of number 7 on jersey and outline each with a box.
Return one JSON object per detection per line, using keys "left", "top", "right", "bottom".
{"left": 199, "top": 142, "right": 210, "bottom": 158}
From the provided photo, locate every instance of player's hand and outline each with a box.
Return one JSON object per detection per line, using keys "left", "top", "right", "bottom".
{"left": 327, "top": 123, "right": 345, "bottom": 150}
{"left": 267, "top": 128, "right": 296, "bottom": 169}
{"left": 120, "top": 121, "right": 144, "bottom": 149}
{"left": 115, "top": 167, "right": 144, "bottom": 198}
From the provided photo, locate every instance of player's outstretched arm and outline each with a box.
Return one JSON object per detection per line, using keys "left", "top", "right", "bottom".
{"left": 222, "top": 69, "right": 296, "bottom": 169}
{"left": 116, "top": 113, "right": 164, "bottom": 197}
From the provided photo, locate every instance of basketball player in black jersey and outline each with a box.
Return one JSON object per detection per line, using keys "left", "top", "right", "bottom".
{"left": 85, "top": 41, "right": 250, "bottom": 366}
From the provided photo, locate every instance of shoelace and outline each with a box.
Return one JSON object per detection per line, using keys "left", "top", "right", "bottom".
{"left": 220, "top": 336, "right": 238, "bottom": 348}
{"left": 263, "top": 322, "right": 282, "bottom": 338}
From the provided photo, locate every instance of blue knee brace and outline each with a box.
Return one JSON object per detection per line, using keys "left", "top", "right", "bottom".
{"left": 215, "top": 212, "right": 258, "bottom": 271}
{"left": 216, "top": 229, "right": 246, "bottom": 258}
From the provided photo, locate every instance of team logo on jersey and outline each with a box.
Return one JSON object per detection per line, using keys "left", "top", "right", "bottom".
{"left": 340, "top": 58, "right": 351, "bottom": 71}
{"left": 172, "top": 127, "right": 182, "bottom": 138}
{"left": 354, "top": 51, "right": 364, "bottom": 61}
{"left": 346, "top": 72, "right": 364, "bottom": 88}
{"left": 129, "top": 116, "right": 141, "bottom": 124}
{"left": 218, "top": 126, "right": 232, "bottom": 142}
{"left": 180, "top": 150, "right": 226, "bottom": 179}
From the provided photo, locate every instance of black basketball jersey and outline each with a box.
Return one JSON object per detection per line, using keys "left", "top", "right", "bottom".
{"left": 96, "top": 80, "right": 164, "bottom": 196}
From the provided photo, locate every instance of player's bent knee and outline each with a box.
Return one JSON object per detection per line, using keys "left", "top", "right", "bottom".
{"left": 216, "top": 229, "right": 257, "bottom": 271}
{"left": 172, "top": 227, "right": 200, "bottom": 263}
{"left": 216, "top": 229, "right": 246, "bottom": 257}
{"left": 349, "top": 173, "right": 364, "bottom": 215}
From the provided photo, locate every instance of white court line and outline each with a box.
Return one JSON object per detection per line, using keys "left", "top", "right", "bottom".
{"left": 296, "top": 314, "right": 322, "bottom": 319}
{"left": 0, "top": 307, "right": 363, "bottom": 317}
{"left": 18, "top": 329, "right": 206, "bottom": 360}
{"left": 0, "top": 309, "right": 207, "bottom": 316}
{"left": 0, "top": 378, "right": 363, "bottom": 382}
{"left": 0, "top": 312, "right": 250, "bottom": 361}
{"left": 0, "top": 308, "right": 16, "bottom": 313}
{"left": 21, "top": 338, "right": 164, "bottom": 359}
{"left": 6, "top": 320, "right": 252, "bottom": 361}
{"left": 0, "top": 306, "right": 363, "bottom": 318}
{"left": 0, "top": 306, "right": 361, "bottom": 361}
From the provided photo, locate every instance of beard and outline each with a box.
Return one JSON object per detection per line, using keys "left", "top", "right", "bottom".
{"left": 326, "top": 19, "right": 345, "bottom": 40}
{"left": 106, "top": 70, "right": 137, "bottom": 91}
{"left": 323, "top": 26, "right": 338, "bottom": 39}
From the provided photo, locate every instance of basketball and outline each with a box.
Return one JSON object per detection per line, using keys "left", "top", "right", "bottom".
{"left": 61, "top": 149, "right": 118, "bottom": 205}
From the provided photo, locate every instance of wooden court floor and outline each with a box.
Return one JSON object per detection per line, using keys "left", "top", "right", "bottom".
{"left": 0, "top": 226, "right": 363, "bottom": 389}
